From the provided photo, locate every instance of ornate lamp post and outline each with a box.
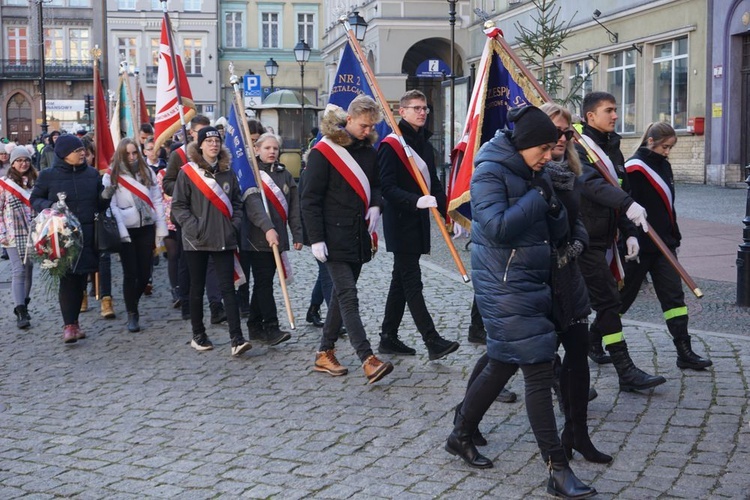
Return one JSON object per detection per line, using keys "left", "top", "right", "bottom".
{"left": 446, "top": 0, "right": 458, "bottom": 187}
{"left": 738, "top": 165, "right": 750, "bottom": 306}
{"left": 36, "top": 0, "right": 48, "bottom": 135}
{"left": 264, "top": 57, "right": 278, "bottom": 93}
{"left": 294, "top": 39, "right": 311, "bottom": 151}
{"left": 347, "top": 11, "right": 368, "bottom": 41}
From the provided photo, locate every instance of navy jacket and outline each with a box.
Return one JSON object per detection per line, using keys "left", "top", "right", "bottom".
{"left": 470, "top": 130, "right": 568, "bottom": 364}
{"left": 30, "top": 156, "right": 107, "bottom": 274}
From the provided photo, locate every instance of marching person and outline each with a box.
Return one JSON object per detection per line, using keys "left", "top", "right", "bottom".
{"left": 242, "top": 132, "right": 302, "bottom": 346}
{"left": 103, "top": 138, "right": 168, "bottom": 332}
{"left": 30, "top": 134, "right": 109, "bottom": 343}
{"left": 170, "top": 126, "right": 251, "bottom": 356}
{"left": 445, "top": 105, "right": 595, "bottom": 499}
{"left": 575, "top": 91, "right": 666, "bottom": 392}
{"left": 301, "top": 96, "right": 393, "bottom": 384}
{"left": 0, "top": 147, "right": 37, "bottom": 329}
{"left": 621, "top": 122, "right": 712, "bottom": 370}
{"left": 541, "top": 102, "right": 611, "bottom": 463}
{"left": 377, "top": 89, "right": 460, "bottom": 360}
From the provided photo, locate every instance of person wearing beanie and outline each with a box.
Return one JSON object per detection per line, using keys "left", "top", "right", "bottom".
{"left": 445, "top": 105, "right": 596, "bottom": 499}
{"left": 0, "top": 145, "right": 38, "bottom": 329}
{"left": 170, "top": 124, "right": 253, "bottom": 356}
{"left": 30, "top": 131, "right": 109, "bottom": 344}
{"left": 39, "top": 130, "right": 60, "bottom": 170}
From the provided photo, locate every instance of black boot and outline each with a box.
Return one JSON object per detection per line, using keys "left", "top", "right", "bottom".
{"left": 305, "top": 304, "right": 324, "bottom": 327}
{"left": 673, "top": 336, "right": 712, "bottom": 370}
{"left": 467, "top": 324, "right": 486, "bottom": 344}
{"left": 587, "top": 324, "right": 611, "bottom": 364}
{"left": 247, "top": 321, "right": 265, "bottom": 342}
{"left": 425, "top": 335, "right": 460, "bottom": 360}
{"left": 607, "top": 341, "right": 666, "bottom": 392}
{"left": 445, "top": 412, "right": 493, "bottom": 468}
{"left": 209, "top": 302, "right": 226, "bottom": 324}
{"left": 24, "top": 297, "right": 32, "bottom": 318}
{"left": 14, "top": 305, "right": 30, "bottom": 329}
{"left": 546, "top": 450, "right": 597, "bottom": 499}
{"left": 127, "top": 312, "right": 140, "bottom": 332}
{"left": 264, "top": 321, "right": 291, "bottom": 346}
{"left": 378, "top": 335, "right": 416, "bottom": 355}
{"left": 453, "top": 402, "right": 487, "bottom": 447}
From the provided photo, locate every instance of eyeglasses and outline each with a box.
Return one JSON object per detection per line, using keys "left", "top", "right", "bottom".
{"left": 403, "top": 106, "right": 430, "bottom": 114}
{"left": 203, "top": 138, "right": 222, "bottom": 145}
{"left": 557, "top": 128, "right": 574, "bottom": 141}
{"left": 14, "top": 159, "right": 31, "bottom": 164}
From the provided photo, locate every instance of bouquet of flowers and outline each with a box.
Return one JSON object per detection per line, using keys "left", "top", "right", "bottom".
{"left": 28, "top": 192, "right": 83, "bottom": 285}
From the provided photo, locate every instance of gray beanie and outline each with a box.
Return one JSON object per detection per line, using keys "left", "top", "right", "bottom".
{"left": 9, "top": 147, "right": 31, "bottom": 165}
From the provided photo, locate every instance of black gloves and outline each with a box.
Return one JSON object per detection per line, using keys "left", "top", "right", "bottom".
{"left": 530, "top": 175, "right": 552, "bottom": 201}
{"left": 556, "top": 239, "right": 585, "bottom": 268}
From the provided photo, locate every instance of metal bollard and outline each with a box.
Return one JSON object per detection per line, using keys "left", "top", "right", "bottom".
{"left": 737, "top": 165, "right": 750, "bottom": 306}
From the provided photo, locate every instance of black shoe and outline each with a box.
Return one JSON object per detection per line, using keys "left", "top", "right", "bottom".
{"left": 425, "top": 336, "right": 460, "bottom": 361}
{"left": 467, "top": 324, "right": 486, "bottom": 344}
{"left": 496, "top": 388, "right": 517, "bottom": 403}
{"left": 190, "top": 334, "right": 214, "bottom": 351}
{"left": 210, "top": 303, "right": 226, "bottom": 324}
{"left": 247, "top": 321, "right": 265, "bottom": 342}
{"left": 264, "top": 322, "right": 292, "bottom": 346}
{"left": 673, "top": 337, "right": 712, "bottom": 370}
{"left": 546, "top": 453, "right": 597, "bottom": 499}
{"left": 445, "top": 413, "right": 493, "bottom": 469}
{"left": 378, "top": 336, "right": 416, "bottom": 355}
{"left": 588, "top": 387, "right": 598, "bottom": 402}
{"left": 560, "top": 424, "right": 612, "bottom": 464}
{"left": 608, "top": 341, "right": 666, "bottom": 392}
{"left": 306, "top": 304, "right": 324, "bottom": 327}
{"left": 127, "top": 312, "right": 140, "bottom": 333}
{"left": 14, "top": 305, "right": 30, "bottom": 329}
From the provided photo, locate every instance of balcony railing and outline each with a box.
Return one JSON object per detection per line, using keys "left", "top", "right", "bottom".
{"left": 0, "top": 59, "right": 94, "bottom": 80}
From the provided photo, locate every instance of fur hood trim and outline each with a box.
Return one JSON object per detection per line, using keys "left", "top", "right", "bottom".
{"left": 186, "top": 141, "right": 231, "bottom": 172}
{"left": 319, "top": 103, "right": 378, "bottom": 148}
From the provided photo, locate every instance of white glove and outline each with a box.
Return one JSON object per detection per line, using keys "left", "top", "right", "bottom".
{"left": 416, "top": 195, "right": 437, "bottom": 209}
{"left": 452, "top": 222, "right": 464, "bottom": 239}
{"left": 626, "top": 202, "right": 649, "bottom": 233}
{"left": 625, "top": 236, "right": 640, "bottom": 261}
{"left": 311, "top": 242, "right": 328, "bottom": 263}
{"left": 366, "top": 206, "right": 380, "bottom": 234}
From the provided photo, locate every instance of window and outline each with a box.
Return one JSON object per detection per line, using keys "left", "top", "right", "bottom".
{"left": 607, "top": 49, "right": 636, "bottom": 134}
{"left": 150, "top": 37, "right": 160, "bottom": 66}
{"left": 653, "top": 37, "right": 688, "bottom": 129}
{"left": 44, "top": 28, "right": 64, "bottom": 62}
{"left": 184, "top": 0, "right": 201, "bottom": 11}
{"left": 225, "top": 11, "right": 243, "bottom": 48}
{"left": 183, "top": 38, "right": 202, "bottom": 75}
{"left": 69, "top": 0, "right": 91, "bottom": 6}
{"left": 5, "top": 0, "right": 28, "bottom": 6}
{"left": 262, "top": 12, "right": 280, "bottom": 49}
{"left": 118, "top": 36, "right": 138, "bottom": 69}
{"left": 69, "top": 29, "right": 90, "bottom": 63}
{"left": 569, "top": 59, "right": 595, "bottom": 117}
{"left": 151, "top": 0, "right": 162, "bottom": 9}
{"left": 297, "top": 13, "right": 314, "bottom": 48}
{"left": 118, "top": 0, "right": 136, "bottom": 9}
{"left": 7, "top": 27, "right": 28, "bottom": 64}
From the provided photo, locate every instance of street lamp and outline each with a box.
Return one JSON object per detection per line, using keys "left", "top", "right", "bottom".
{"left": 347, "top": 11, "right": 368, "bottom": 41}
{"left": 446, "top": 0, "right": 458, "bottom": 187}
{"left": 36, "top": 0, "right": 48, "bottom": 135}
{"left": 264, "top": 57, "right": 278, "bottom": 93}
{"left": 294, "top": 39, "right": 311, "bottom": 151}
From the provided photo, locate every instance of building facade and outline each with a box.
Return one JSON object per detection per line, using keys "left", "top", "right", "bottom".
{"left": 0, "top": 0, "right": 106, "bottom": 143}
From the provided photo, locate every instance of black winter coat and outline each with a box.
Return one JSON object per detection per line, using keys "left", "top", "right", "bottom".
{"left": 30, "top": 157, "right": 108, "bottom": 274}
{"left": 379, "top": 121, "right": 446, "bottom": 254}
{"left": 575, "top": 124, "right": 637, "bottom": 249}
{"left": 625, "top": 147, "right": 681, "bottom": 253}
{"left": 470, "top": 130, "right": 568, "bottom": 364}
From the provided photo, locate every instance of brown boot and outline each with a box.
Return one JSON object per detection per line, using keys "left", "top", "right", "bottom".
{"left": 362, "top": 354, "right": 393, "bottom": 384}
{"left": 100, "top": 296, "right": 116, "bottom": 319}
{"left": 314, "top": 349, "right": 348, "bottom": 376}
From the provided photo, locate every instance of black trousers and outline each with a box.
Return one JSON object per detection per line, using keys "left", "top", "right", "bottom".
{"left": 578, "top": 246, "right": 624, "bottom": 344}
{"left": 184, "top": 250, "right": 243, "bottom": 343}
{"left": 461, "top": 355, "right": 562, "bottom": 461}
{"left": 59, "top": 272, "right": 87, "bottom": 325}
{"left": 176, "top": 226, "right": 222, "bottom": 305}
{"left": 247, "top": 251, "right": 278, "bottom": 325}
{"left": 381, "top": 252, "right": 437, "bottom": 340}
{"left": 118, "top": 225, "right": 156, "bottom": 313}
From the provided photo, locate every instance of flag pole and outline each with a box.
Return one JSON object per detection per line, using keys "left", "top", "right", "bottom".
{"left": 122, "top": 71, "right": 140, "bottom": 142}
{"left": 228, "top": 66, "right": 296, "bottom": 330}
{"left": 339, "top": 16, "right": 470, "bottom": 284}
{"left": 161, "top": 0, "right": 189, "bottom": 143}
{"left": 486, "top": 21, "right": 702, "bottom": 299}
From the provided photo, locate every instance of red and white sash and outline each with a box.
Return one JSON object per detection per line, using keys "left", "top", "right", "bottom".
{"left": 118, "top": 174, "right": 155, "bottom": 210}
{"left": 313, "top": 137, "right": 378, "bottom": 250}
{"left": 381, "top": 133, "right": 431, "bottom": 192}
{"left": 578, "top": 134, "right": 619, "bottom": 184}
{"left": 625, "top": 158, "right": 675, "bottom": 225}
{"left": 259, "top": 170, "right": 294, "bottom": 283}
{"left": 0, "top": 177, "right": 31, "bottom": 208}
{"left": 181, "top": 162, "right": 246, "bottom": 287}
{"left": 175, "top": 146, "right": 187, "bottom": 164}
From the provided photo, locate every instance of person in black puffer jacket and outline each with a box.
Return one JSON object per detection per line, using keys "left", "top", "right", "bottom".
{"left": 445, "top": 105, "right": 595, "bottom": 500}
{"left": 30, "top": 134, "right": 109, "bottom": 344}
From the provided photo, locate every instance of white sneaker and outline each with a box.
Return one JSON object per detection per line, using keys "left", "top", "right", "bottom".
{"left": 231, "top": 341, "right": 252, "bottom": 357}
{"left": 191, "top": 337, "right": 214, "bottom": 351}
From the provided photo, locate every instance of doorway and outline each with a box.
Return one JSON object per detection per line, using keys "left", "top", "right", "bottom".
{"left": 6, "top": 93, "right": 32, "bottom": 145}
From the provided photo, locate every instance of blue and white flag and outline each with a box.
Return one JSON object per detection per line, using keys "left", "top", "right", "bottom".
{"left": 225, "top": 105, "right": 258, "bottom": 196}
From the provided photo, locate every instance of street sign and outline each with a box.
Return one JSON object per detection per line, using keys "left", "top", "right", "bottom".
{"left": 244, "top": 75, "right": 261, "bottom": 98}
{"left": 416, "top": 59, "right": 451, "bottom": 78}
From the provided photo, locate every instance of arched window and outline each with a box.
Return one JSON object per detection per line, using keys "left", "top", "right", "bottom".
{"left": 7, "top": 93, "right": 32, "bottom": 145}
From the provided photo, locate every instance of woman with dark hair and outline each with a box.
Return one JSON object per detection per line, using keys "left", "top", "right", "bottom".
{"left": 0, "top": 147, "right": 38, "bottom": 328}
{"left": 445, "top": 106, "right": 595, "bottom": 499}
{"left": 103, "top": 138, "right": 168, "bottom": 332}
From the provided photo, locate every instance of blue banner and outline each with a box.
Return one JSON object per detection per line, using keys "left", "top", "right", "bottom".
{"left": 326, "top": 43, "right": 391, "bottom": 146}
{"left": 225, "top": 105, "right": 258, "bottom": 195}
{"left": 483, "top": 51, "right": 533, "bottom": 140}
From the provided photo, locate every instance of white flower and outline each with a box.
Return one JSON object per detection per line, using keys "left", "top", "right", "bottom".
{"left": 41, "top": 259, "right": 59, "bottom": 269}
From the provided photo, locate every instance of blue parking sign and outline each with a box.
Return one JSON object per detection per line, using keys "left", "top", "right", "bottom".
{"left": 244, "top": 75, "right": 261, "bottom": 97}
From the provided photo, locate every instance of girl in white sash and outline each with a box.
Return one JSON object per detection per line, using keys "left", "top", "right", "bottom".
{"left": 103, "top": 138, "right": 168, "bottom": 333}
{"left": 0, "top": 147, "right": 37, "bottom": 329}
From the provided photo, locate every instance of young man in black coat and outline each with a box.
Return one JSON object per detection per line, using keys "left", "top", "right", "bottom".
{"left": 377, "top": 90, "right": 459, "bottom": 360}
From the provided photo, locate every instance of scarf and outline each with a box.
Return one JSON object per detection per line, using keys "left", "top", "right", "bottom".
{"left": 545, "top": 159, "right": 576, "bottom": 191}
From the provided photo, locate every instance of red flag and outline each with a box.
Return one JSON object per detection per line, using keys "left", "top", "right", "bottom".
{"left": 139, "top": 88, "right": 150, "bottom": 125}
{"left": 94, "top": 62, "right": 115, "bottom": 172}
{"left": 153, "top": 15, "right": 196, "bottom": 150}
